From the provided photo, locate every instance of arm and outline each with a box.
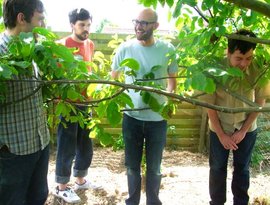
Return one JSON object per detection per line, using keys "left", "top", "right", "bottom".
{"left": 167, "top": 73, "right": 177, "bottom": 93}
{"left": 87, "top": 41, "right": 94, "bottom": 73}
{"left": 207, "top": 109, "right": 238, "bottom": 150}
{"left": 111, "top": 70, "right": 120, "bottom": 80}
{"left": 231, "top": 98, "right": 266, "bottom": 144}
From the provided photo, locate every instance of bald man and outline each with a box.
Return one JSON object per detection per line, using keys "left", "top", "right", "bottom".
{"left": 111, "top": 8, "right": 178, "bottom": 205}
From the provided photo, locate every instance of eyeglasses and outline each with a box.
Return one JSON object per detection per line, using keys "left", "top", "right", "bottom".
{"left": 132, "top": 19, "right": 156, "bottom": 27}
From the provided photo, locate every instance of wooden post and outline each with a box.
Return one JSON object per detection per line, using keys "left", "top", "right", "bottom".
{"left": 198, "top": 108, "right": 209, "bottom": 153}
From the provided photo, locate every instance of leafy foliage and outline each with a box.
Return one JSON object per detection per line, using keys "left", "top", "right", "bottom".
{"left": 0, "top": 28, "right": 122, "bottom": 146}
{"left": 139, "top": 0, "right": 270, "bottom": 96}
{"left": 1, "top": 0, "right": 270, "bottom": 152}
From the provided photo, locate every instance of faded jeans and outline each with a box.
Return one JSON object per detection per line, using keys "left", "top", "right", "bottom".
{"left": 55, "top": 106, "right": 93, "bottom": 184}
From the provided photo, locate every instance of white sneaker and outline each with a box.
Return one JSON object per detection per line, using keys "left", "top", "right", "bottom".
{"left": 53, "top": 186, "right": 81, "bottom": 203}
{"left": 74, "top": 179, "right": 102, "bottom": 191}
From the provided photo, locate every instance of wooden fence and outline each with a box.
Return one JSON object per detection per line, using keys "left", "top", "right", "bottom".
{"left": 55, "top": 32, "right": 208, "bottom": 152}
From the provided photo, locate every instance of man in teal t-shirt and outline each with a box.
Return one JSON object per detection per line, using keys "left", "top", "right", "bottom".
{"left": 111, "top": 8, "right": 177, "bottom": 205}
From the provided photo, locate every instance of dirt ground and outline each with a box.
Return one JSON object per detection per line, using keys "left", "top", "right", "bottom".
{"left": 46, "top": 146, "right": 270, "bottom": 205}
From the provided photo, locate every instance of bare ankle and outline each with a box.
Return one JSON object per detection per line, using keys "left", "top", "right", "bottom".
{"left": 58, "top": 184, "right": 67, "bottom": 191}
{"left": 75, "top": 178, "right": 86, "bottom": 185}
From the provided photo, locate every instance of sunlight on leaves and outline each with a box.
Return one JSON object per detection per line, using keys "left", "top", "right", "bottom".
{"left": 120, "top": 58, "right": 140, "bottom": 71}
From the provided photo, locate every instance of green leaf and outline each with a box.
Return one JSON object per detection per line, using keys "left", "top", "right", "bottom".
{"left": 55, "top": 102, "right": 67, "bottom": 116}
{"left": 70, "top": 116, "right": 79, "bottom": 123}
{"left": 173, "top": 1, "right": 183, "bottom": 18}
{"left": 139, "top": 0, "right": 157, "bottom": 8}
{"left": 160, "top": 101, "right": 175, "bottom": 120}
{"left": 106, "top": 101, "right": 121, "bottom": 126}
{"left": 125, "top": 70, "right": 137, "bottom": 77}
{"left": 191, "top": 73, "right": 216, "bottom": 93}
{"left": 95, "top": 101, "right": 108, "bottom": 118}
{"left": 141, "top": 91, "right": 161, "bottom": 112}
{"left": 191, "top": 72, "right": 207, "bottom": 91}
{"left": 202, "top": 0, "right": 214, "bottom": 10}
{"left": 87, "top": 83, "right": 98, "bottom": 97}
{"left": 198, "top": 18, "right": 204, "bottom": 28}
{"left": 158, "top": 0, "right": 165, "bottom": 6}
{"left": 33, "top": 27, "right": 58, "bottom": 40}
{"left": 0, "top": 64, "right": 12, "bottom": 79}
{"left": 141, "top": 91, "right": 151, "bottom": 104}
{"left": 99, "top": 132, "right": 114, "bottom": 146}
{"left": 67, "top": 87, "right": 79, "bottom": 100}
{"left": 183, "top": 0, "right": 197, "bottom": 7}
{"left": 204, "top": 78, "right": 216, "bottom": 93}
{"left": 151, "top": 65, "right": 162, "bottom": 72}
{"left": 166, "top": 0, "right": 174, "bottom": 7}
{"left": 143, "top": 72, "right": 155, "bottom": 79}
{"left": 43, "top": 41, "right": 75, "bottom": 62}
{"left": 206, "top": 67, "right": 228, "bottom": 77}
{"left": 227, "top": 67, "right": 244, "bottom": 78}
{"left": 16, "top": 32, "right": 35, "bottom": 58}
{"left": 148, "top": 95, "right": 160, "bottom": 112}
{"left": 19, "top": 32, "right": 35, "bottom": 42}
{"left": 120, "top": 58, "right": 140, "bottom": 71}
{"left": 0, "top": 2, "right": 2, "bottom": 17}
{"left": 8, "top": 61, "right": 31, "bottom": 69}
{"left": 89, "top": 126, "right": 100, "bottom": 139}
{"left": 119, "top": 92, "right": 134, "bottom": 108}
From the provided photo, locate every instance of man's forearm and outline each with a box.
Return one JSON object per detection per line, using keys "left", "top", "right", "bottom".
{"left": 240, "top": 98, "right": 266, "bottom": 132}
{"left": 207, "top": 109, "right": 225, "bottom": 137}
{"left": 167, "top": 73, "right": 177, "bottom": 93}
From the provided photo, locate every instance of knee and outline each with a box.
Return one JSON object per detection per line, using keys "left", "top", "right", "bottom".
{"left": 233, "top": 163, "right": 249, "bottom": 173}
{"left": 127, "top": 167, "right": 140, "bottom": 176}
{"left": 210, "top": 163, "right": 227, "bottom": 173}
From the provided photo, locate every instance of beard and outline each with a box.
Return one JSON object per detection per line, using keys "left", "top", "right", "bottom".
{"left": 75, "top": 31, "right": 89, "bottom": 41}
{"left": 135, "top": 29, "right": 153, "bottom": 41}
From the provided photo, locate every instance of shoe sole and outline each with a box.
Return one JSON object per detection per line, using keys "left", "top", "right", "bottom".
{"left": 53, "top": 193, "right": 81, "bottom": 204}
{"left": 74, "top": 186, "right": 102, "bottom": 191}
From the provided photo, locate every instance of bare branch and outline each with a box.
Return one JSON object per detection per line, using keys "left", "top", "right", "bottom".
{"left": 63, "top": 88, "right": 126, "bottom": 105}
{"left": 223, "top": 0, "right": 270, "bottom": 19}
{"left": 1, "top": 83, "right": 43, "bottom": 107}
{"left": 6, "top": 79, "right": 270, "bottom": 113}
{"left": 226, "top": 33, "right": 270, "bottom": 45}
{"left": 193, "top": 6, "right": 209, "bottom": 23}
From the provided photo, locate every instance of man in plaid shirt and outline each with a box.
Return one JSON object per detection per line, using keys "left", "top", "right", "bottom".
{"left": 0, "top": 0, "right": 50, "bottom": 204}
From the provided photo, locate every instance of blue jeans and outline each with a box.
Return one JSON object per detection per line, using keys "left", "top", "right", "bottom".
{"left": 209, "top": 130, "right": 257, "bottom": 205}
{"left": 0, "top": 145, "right": 49, "bottom": 205}
{"left": 55, "top": 106, "right": 93, "bottom": 184}
{"left": 123, "top": 114, "right": 167, "bottom": 205}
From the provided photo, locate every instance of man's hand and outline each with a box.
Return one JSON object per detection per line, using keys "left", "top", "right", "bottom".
{"left": 218, "top": 133, "right": 238, "bottom": 150}
{"left": 231, "top": 130, "right": 246, "bottom": 144}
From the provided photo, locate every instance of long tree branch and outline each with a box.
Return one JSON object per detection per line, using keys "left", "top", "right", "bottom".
{"left": 223, "top": 0, "right": 270, "bottom": 19}
{"left": 62, "top": 87, "right": 126, "bottom": 105}
{"left": 5, "top": 78, "right": 270, "bottom": 113}
{"left": 226, "top": 33, "right": 270, "bottom": 45}
{"left": 1, "top": 84, "right": 43, "bottom": 107}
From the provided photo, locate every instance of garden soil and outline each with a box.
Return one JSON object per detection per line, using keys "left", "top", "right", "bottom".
{"left": 46, "top": 147, "right": 270, "bottom": 205}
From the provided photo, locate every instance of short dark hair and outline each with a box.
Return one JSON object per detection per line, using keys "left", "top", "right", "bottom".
{"left": 68, "top": 8, "right": 92, "bottom": 24}
{"left": 3, "top": 0, "right": 44, "bottom": 29}
{"left": 228, "top": 29, "right": 257, "bottom": 54}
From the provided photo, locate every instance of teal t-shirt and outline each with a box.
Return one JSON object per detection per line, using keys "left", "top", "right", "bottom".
{"left": 111, "top": 39, "right": 178, "bottom": 121}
